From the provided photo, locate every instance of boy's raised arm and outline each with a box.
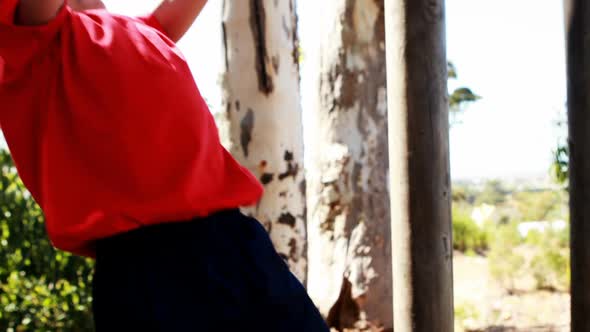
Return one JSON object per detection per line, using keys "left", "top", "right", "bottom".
{"left": 15, "top": 0, "right": 65, "bottom": 25}
{"left": 152, "top": 0, "right": 208, "bottom": 43}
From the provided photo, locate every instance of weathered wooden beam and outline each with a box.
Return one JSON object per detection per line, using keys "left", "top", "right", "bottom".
{"left": 384, "top": 0, "right": 454, "bottom": 331}
{"left": 564, "top": 1, "right": 590, "bottom": 331}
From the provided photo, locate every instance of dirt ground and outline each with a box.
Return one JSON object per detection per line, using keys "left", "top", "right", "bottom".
{"left": 329, "top": 251, "right": 569, "bottom": 332}
{"left": 454, "top": 252, "right": 570, "bottom": 332}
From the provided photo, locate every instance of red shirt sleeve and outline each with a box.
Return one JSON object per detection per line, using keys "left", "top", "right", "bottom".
{"left": 0, "top": 0, "right": 70, "bottom": 83}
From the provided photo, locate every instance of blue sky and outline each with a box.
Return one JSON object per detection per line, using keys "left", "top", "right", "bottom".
{"left": 80, "top": 0, "right": 570, "bottom": 181}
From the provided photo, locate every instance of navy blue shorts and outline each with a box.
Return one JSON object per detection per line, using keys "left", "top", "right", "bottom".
{"left": 92, "top": 209, "right": 329, "bottom": 332}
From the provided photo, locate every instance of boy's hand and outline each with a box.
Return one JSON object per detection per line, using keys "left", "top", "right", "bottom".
{"left": 16, "top": 0, "right": 64, "bottom": 25}
{"left": 153, "top": 0, "right": 208, "bottom": 43}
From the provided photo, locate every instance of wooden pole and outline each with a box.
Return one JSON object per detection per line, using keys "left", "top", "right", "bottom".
{"left": 564, "top": 1, "right": 590, "bottom": 331}
{"left": 384, "top": 0, "right": 454, "bottom": 331}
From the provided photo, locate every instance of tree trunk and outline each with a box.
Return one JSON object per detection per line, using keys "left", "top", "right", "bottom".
{"left": 306, "top": 0, "right": 392, "bottom": 330}
{"left": 218, "top": 0, "right": 307, "bottom": 283}
{"left": 384, "top": 0, "right": 454, "bottom": 331}
{"left": 564, "top": 1, "right": 590, "bottom": 331}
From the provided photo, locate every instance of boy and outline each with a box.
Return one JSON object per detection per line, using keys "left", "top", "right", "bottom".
{"left": 0, "top": 0, "right": 329, "bottom": 330}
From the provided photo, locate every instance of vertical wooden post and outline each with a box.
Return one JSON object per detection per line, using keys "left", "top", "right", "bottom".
{"left": 564, "top": 1, "right": 590, "bottom": 331}
{"left": 384, "top": 0, "right": 454, "bottom": 331}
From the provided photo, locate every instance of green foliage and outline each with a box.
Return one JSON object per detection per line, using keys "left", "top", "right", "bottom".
{"left": 475, "top": 180, "right": 507, "bottom": 206}
{"left": 552, "top": 144, "right": 569, "bottom": 186}
{"left": 525, "top": 226, "right": 569, "bottom": 249}
{"left": 492, "top": 222, "right": 522, "bottom": 247}
{"left": 454, "top": 301, "right": 480, "bottom": 332}
{"left": 448, "top": 62, "right": 458, "bottom": 79}
{"left": 550, "top": 111, "right": 569, "bottom": 187}
{"left": 523, "top": 230, "right": 544, "bottom": 247}
{"left": 0, "top": 272, "right": 94, "bottom": 331}
{"left": 489, "top": 219, "right": 570, "bottom": 293}
{"left": 0, "top": 150, "right": 94, "bottom": 331}
{"left": 528, "top": 225, "right": 570, "bottom": 292}
{"left": 488, "top": 223, "right": 525, "bottom": 292}
{"left": 513, "top": 190, "right": 567, "bottom": 221}
{"left": 454, "top": 178, "right": 571, "bottom": 296}
{"left": 455, "top": 301, "right": 480, "bottom": 322}
{"left": 530, "top": 247, "right": 569, "bottom": 292}
{"left": 452, "top": 208, "right": 489, "bottom": 254}
{"left": 449, "top": 87, "right": 481, "bottom": 113}
{"left": 448, "top": 61, "right": 481, "bottom": 126}
{"left": 452, "top": 185, "right": 478, "bottom": 204}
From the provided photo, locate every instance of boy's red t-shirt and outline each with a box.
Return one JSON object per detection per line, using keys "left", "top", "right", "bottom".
{"left": 0, "top": 1, "right": 264, "bottom": 256}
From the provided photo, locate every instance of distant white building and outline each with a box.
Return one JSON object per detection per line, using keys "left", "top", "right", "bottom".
{"left": 517, "top": 220, "right": 567, "bottom": 237}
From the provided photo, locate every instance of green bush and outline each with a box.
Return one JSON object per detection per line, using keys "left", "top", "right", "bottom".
{"left": 474, "top": 180, "right": 507, "bottom": 205}
{"left": 530, "top": 247, "right": 569, "bottom": 292}
{"left": 0, "top": 150, "right": 94, "bottom": 331}
{"left": 452, "top": 208, "right": 489, "bottom": 254}
{"left": 528, "top": 225, "right": 570, "bottom": 292}
{"left": 525, "top": 226, "right": 569, "bottom": 249}
{"left": 524, "top": 229, "right": 544, "bottom": 247}
{"left": 488, "top": 223, "right": 525, "bottom": 292}
{"left": 490, "top": 221, "right": 570, "bottom": 293}
{"left": 554, "top": 225, "right": 570, "bottom": 249}
{"left": 513, "top": 190, "right": 567, "bottom": 222}
{"left": 0, "top": 272, "right": 94, "bottom": 331}
{"left": 454, "top": 301, "right": 480, "bottom": 332}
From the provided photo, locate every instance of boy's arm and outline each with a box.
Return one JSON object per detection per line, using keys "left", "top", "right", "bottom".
{"left": 15, "top": 0, "right": 65, "bottom": 25}
{"left": 152, "top": 0, "right": 208, "bottom": 43}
